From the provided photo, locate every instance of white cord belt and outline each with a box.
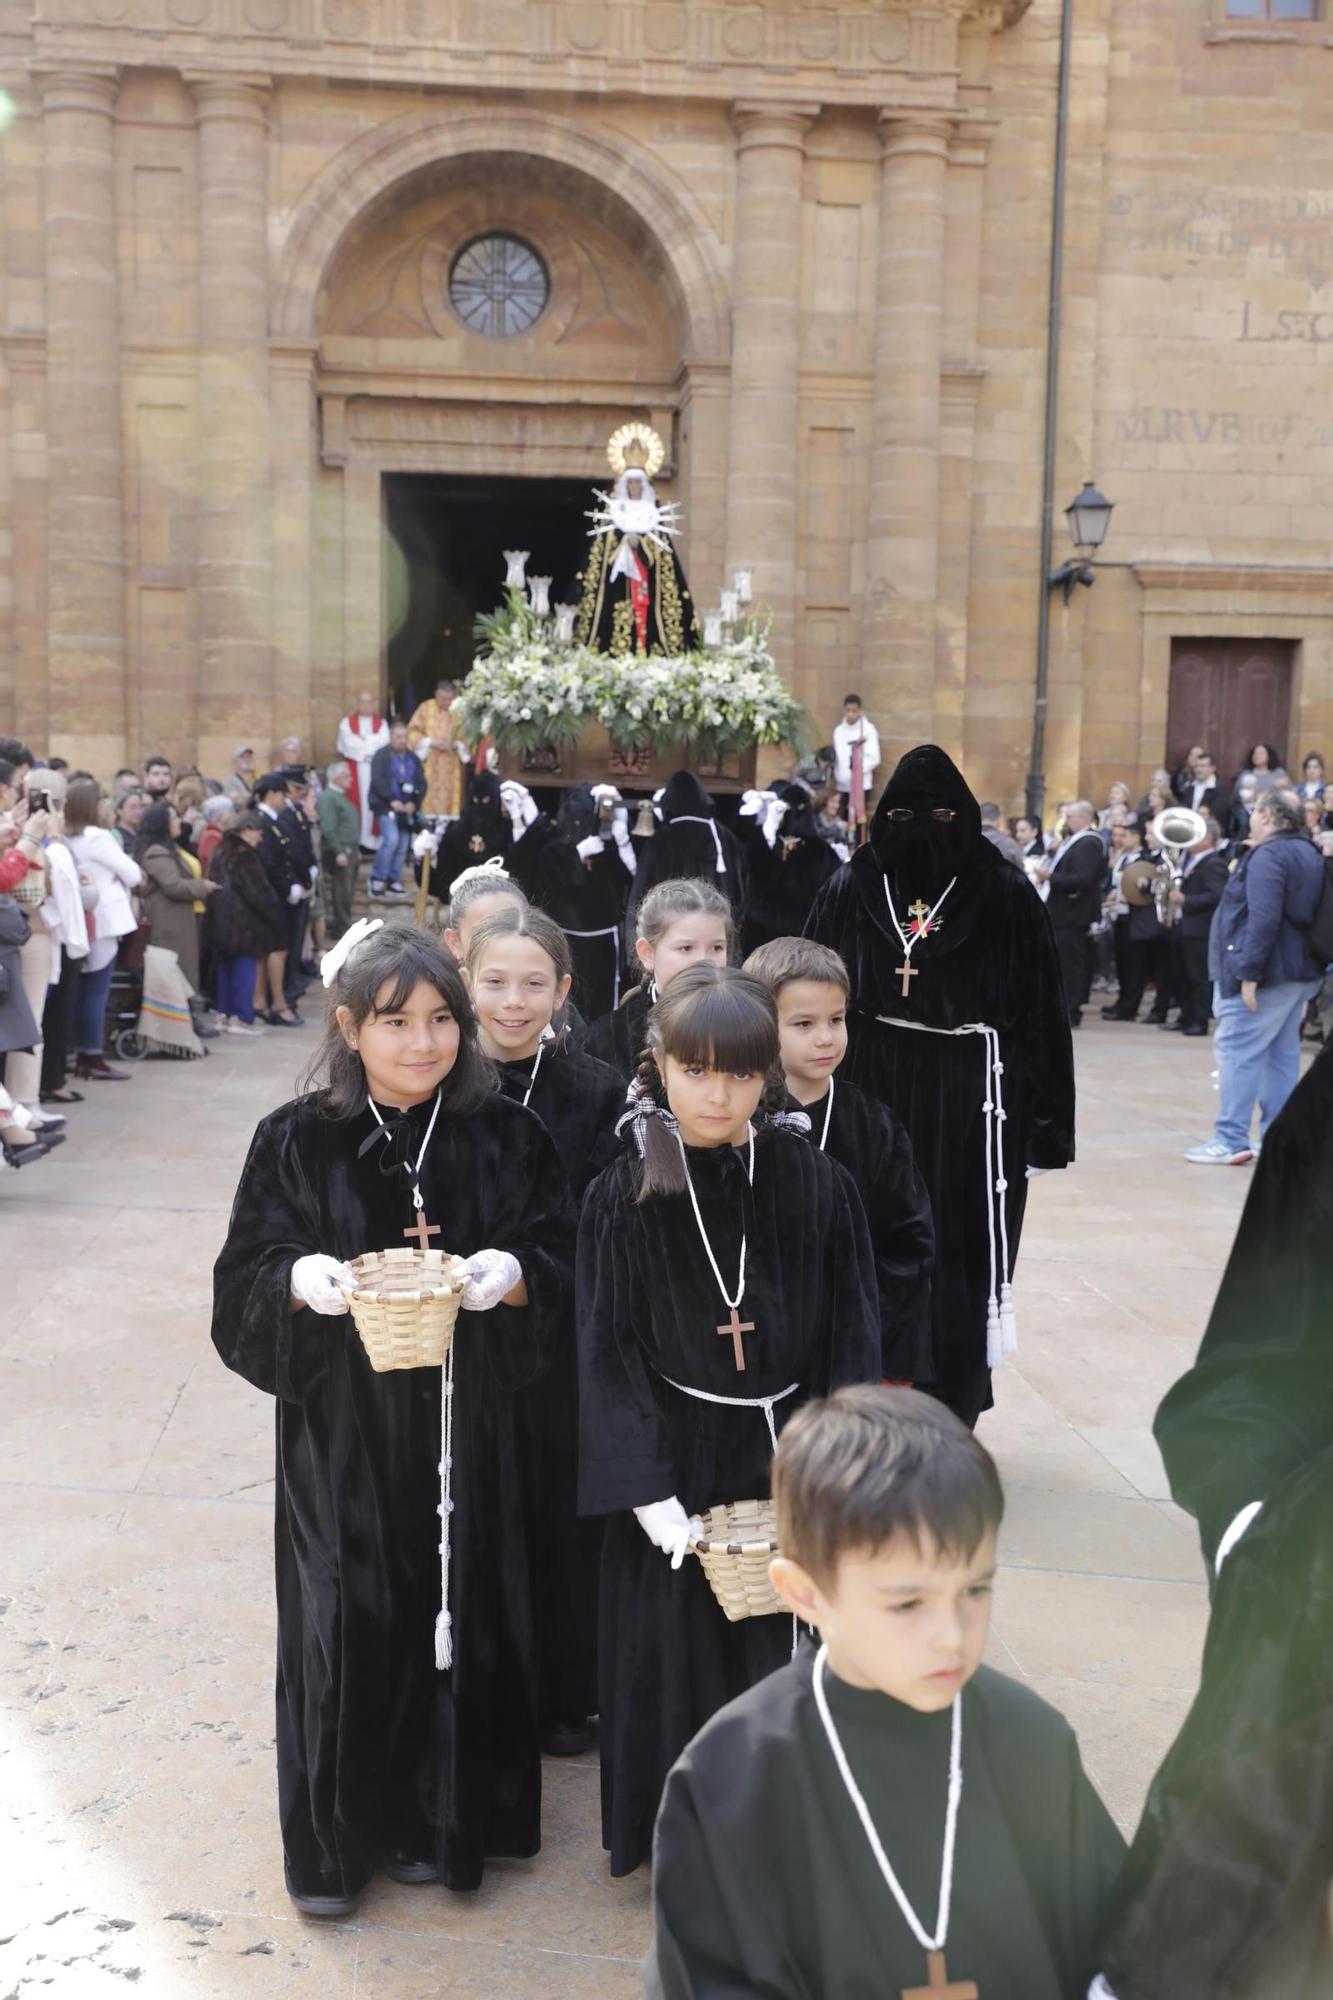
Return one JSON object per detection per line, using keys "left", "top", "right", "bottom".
{"left": 562, "top": 923, "right": 623, "bottom": 1010}
{"left": 872, "top": 1016, "right": 1018, "bottom": 1368}
{"left": 657, "top": 1370, "right": 800, "bottom": 1453}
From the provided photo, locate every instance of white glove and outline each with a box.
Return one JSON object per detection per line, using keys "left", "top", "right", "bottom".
{"left": 738, "top": 788, "right": 769, "bottom": 820}
{"left": 412, "top": 825, "right": 442, "bottom": 860}
{"left": 291, "top": 1253, "right": 355, "bottom": 1316}
{"left": 287, "top": 882, "right": 304, "bottom": 905}
{"left": 460, "top": 1248, "right": 522, "bottom": 1312}
{"left": 500, "top": 781, "right": 538, "bottom": 828}
{"left": 611, "top": 804, "right": 631, "bottom": 838}
{"left": 590, "top": 783, "right": 621, "bottom": 810}
{"left": 633, "top": 1495, "right": 701, "bottom": 1570}
{"left": 576, "top": 834, "right": 604, "bottom": 862}
{"left": 762, "top": 797, "right": 789, "bottom": 848}
{"left": 308, "top": 863, "right": 319, "bottom": 883}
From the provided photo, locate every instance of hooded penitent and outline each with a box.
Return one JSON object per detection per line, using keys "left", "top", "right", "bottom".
{"left": 804, "top": 744, "right": 1074, "bottom": 1427}
{"left": 740, "top": 783, "right": 843, "bottom": 957}
{"left": 430, "top": 770, "right": 510, "bottom": 898}
{"left": 506, "top": 782, "right": 635, "bottom": 1021}
{"left": 625, "top": 770, "right": 748, "bottom": 937}
{"left": 1101, "top": 1043, "right": 1333, "bottom": 2000}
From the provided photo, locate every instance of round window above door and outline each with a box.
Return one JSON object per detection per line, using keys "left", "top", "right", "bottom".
{"left": 448, "top": 234, "right": 550, "bottom": 339}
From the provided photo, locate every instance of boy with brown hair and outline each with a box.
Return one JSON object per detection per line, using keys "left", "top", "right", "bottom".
{"left": 646, "top": 1387, "right": 1125, "bottom": 1999}
{"left": 745, "top": 937, "right": 934, "bottom": 1381}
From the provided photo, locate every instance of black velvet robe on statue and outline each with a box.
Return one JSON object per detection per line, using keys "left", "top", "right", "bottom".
{"left": 582, "top": 982, "right": 651, "bottom": 1084}
{"left": 645, "top": 1645, "right": 1126, "bottom": 2000}
{"left": 805, "top": 746, "right": 1075, "bottom": 1427}
{"left": 739, "top": 787, "right": 844, "bottom": 959}
{"left": 210, "top": 1091, "right": 573, "bottom": 1897}
{"left": 577, "top": 1129, "right": 881, "bottom": 1875}
{"left": 628, "top": 772, "right": 749, "bottom": 938}
{"left": 783, "top": 1076, "right": 935, "bottom": 1380}
{"left": 494, "top": 1042, "right": 627, "bottom": 1726}
{"left": 1101, "top": 1043, "right": 1333, "bottom": 2000}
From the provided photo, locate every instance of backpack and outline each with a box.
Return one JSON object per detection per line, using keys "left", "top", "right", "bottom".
{"left": 1301, "top": 855, "right": 1333, "bottom": 970}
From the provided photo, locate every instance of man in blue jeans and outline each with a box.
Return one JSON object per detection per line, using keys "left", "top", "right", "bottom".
{"left": 367, "top": 721, "right": 425, "bottom": 899}
{"left": 1186, "top": 787, "right": 1327, "bottom": 1165}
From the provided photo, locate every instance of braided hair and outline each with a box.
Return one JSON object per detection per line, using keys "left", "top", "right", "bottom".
{"left": 632, "top": 964, "right": 787, "bottom": 1199}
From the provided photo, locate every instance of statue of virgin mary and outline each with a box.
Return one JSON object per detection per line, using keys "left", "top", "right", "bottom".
{"left": 574, "top": 423, "right": 700, "bottom": 657}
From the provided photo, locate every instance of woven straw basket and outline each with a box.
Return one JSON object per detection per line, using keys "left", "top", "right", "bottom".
{"left": 343, "top": 1247, "right": 468, "bottom": 1372}
{"left": 693, "top": 1498, "right": 783, "bottom": 1622}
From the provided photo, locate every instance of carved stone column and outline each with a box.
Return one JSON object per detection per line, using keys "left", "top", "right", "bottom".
{"left": 187, "top": 74, "right": 274, "bottom": 768}
{"left": 863, "top": 113, "right": 955, "bottom": 754}
{"left": 39, "top": 67, "right": 126, "bottom": 766}
{"left": 723, "top": 102, "right": 817, "bottom": 666}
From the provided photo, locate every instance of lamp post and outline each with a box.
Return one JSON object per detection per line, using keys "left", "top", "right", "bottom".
{"left": 1049, "top": 481, "right": 1115, "bottom": 603}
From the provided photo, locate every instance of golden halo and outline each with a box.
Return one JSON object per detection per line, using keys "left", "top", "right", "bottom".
{"left": 607, "top": 422, "right": 665, "bottom": 479}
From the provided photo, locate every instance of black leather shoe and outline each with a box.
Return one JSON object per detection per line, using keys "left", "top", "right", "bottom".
{"left": 2, "top": 1135, "right": 58, "bottom": 1168}
{"left": 1183, "top": 1024, "right": 1208, "bottom": 1037}
{"left": 287, "top": 1889, "right": 362, "bottom": 1919}
{"left": 1100, "top": 1007, "right": 1134, "bottom": 1021}
{"left": 383, "top": 1855, "right": 439, "bottom": 1886}
{"left": 540, "top": 1718, "right": 597, "bottom": 1757}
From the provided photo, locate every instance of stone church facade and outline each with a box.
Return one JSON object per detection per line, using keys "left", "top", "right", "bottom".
{"left": 1, "top": 0, "right": 1332, "bottom": 806}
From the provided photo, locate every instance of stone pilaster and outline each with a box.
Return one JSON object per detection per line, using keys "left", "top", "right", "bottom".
{"left": 38, "top": 66, "right": 126, "bottom": 769}
{"left": 186, "top": 73, "right": 274, "bottom": 770}
{"left": 863, "top": 113, "right": 955, "bottom": 758}
{"left": 723, "top": 102, "right": 817, "bottom": 667}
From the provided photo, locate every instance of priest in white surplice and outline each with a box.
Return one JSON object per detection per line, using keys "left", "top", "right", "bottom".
{"left": 336, "top": 689, "right": 390, "bottom": 851}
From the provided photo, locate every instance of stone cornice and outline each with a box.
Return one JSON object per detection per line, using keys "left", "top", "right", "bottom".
{"left": 24, "top": 0, "right": 1002, "bottom": 109}
{"left": 1132, "top": 562, "right": 1333, "bottom": 598}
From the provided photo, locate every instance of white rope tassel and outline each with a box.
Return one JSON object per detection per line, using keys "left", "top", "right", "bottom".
{"left": 435, "top": 1341, "right": 456, "bottom": 1671}
{"left": 990, "top": 1030, "right": 1019, "bottom": 1360}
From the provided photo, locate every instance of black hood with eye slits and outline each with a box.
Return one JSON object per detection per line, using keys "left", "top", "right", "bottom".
{"left": 867, "top": 744, "right": 993, "bottom": 900}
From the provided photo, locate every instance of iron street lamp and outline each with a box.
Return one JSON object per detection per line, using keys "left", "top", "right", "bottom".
{"left": 1049, "top": 480, "right": 1115, "bottom": 603}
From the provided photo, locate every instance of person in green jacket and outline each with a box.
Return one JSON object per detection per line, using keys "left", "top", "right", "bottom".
{"left": 318, "top": 762, "right": 361, "bottom": 941}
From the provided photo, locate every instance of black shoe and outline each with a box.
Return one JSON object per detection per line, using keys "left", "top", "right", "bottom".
{"left": 540, "top": 1718, "right": 597, "bottom": 1757}
{"left": 2, "top": 1134, "right": 60, "bottom": 1168}
{"left": 287, "top": 1889, "right": 362, "bottom": 1919}
{"left": 1143, "top": 1014, "right": 1167, "bottom": 1026}
{"left": 382, "top": 1854, "right": 439, "bottom": 1886}
{"left": 1183, "top": 1023, "right": 1208, "bottom": 1037}
{"left": 1100, "top": 1006, "right": 1134, "bottom": 1021}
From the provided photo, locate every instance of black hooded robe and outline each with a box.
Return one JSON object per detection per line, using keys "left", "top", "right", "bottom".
{"left": 1101, "top": 1044, "right": 1333, "bottom": 2000}
{"left": 210, "top": 1091, "right": 573, "bottom": 1898}
{"left": 427, "top": 771, "right": 512, "bottom": 902}
{"left": 739, "top": 786, "right": 845, "bottom": 959}
{"left": 645, "top": 1646, "right": 1126, "bottom": 2000}
{"left": 577, "top": 1129, "right": 881, "bottom": 1876}
{"left": 805, "top": 746, "right": 1075, "bottom": 1427}
{"left": 506, "top": 786, "right": 635, "bottom": 1022}
{"left": 628, "top": 772, "right": 749, "bottom": 936}
{"left": 494, "top": 1042, "right": 627, "bottom": 1729}
{"left": 785, "top": 1076, "right": 935, "bottom": 1381}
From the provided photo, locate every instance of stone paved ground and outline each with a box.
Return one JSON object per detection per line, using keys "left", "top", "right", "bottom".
{"left": 0, "top": 1012, "right": 1267, "bottom": 1996}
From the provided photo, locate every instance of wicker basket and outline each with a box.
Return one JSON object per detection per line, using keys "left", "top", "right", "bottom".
{"left": 343, "top": 1247, "right": 468, "bottom": 1373}
{"left": 692, "top": 1498, "right": 783, "bottom": 1622}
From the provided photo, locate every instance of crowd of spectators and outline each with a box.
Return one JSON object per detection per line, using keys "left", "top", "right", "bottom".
{"left": 0, "top": 732, "right": 368, "bottom": 1176}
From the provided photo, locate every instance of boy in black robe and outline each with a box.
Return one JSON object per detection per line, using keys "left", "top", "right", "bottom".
{"left": 1099, "top": 1043, "right": 1333, "bottom": 2000}
{"left": 805, "top": 745, "right": 1075, "bottom": 1426}
{"left": 211, "top": 925, "right": 573, "bottom": 1908}
{"left": 647, "top": 1386, "right": 1125, "bottom": 1999}
{"left": 745, "top": 935, "right": 934, "bottom": 1382}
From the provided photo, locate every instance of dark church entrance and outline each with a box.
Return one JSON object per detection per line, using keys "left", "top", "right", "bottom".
{"left": 384, "top": 472, "right": 594, "bottom": 717}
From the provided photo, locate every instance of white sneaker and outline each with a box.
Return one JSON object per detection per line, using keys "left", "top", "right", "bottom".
{"left": 1183, "top": 1140, "right": 1253, "bottom": 1165}
{"left": 226, "top": 1021, "right": 266, "bottom": 1036}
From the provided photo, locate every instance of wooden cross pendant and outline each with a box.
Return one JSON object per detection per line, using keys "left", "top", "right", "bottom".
{"left": 896, "top": 959, "right": 919, "bottom": 999}
{"left": 717, "top": 1305, "right": 756, "bottom": 1372}
{"left": 404, "top": 1208, "right": 441, "bottom": 1254}
{"left": 901, "top": 1951, "right": 978, "bottom": 2000}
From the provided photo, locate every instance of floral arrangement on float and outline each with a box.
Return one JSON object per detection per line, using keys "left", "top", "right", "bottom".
{"left": 452, "top": 425, "right": 809, "bottom": 777}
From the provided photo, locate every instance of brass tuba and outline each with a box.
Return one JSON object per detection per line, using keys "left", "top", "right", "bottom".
{"left": 1147, "top": 805, "right": 1209, "bottom": 928}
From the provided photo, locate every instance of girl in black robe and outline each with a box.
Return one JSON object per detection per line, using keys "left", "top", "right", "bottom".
{"left": 739, "top": 784, "right": 845, "bottom": 959}
{"left": 805, "top": 745, "right": 1075, "bottom": 1427}
{"left": 464, "top": 903, "right": 626, "bottom": 1753}
{"left": 576, "top": 964, "right": 881, "bottom": 1875}
{"left": 628, "top": 770, "right": 748, "bottom": 938}
{"left": 584, "top": 875, "right": 733, "bottom": 1083}
{"left": 211, "top": 922, "right": 573, "bottom": 1909}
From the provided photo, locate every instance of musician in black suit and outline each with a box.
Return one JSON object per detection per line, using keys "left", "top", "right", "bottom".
{"left": 1038, "top": 800, "right": 1107, "bottom": 1028}
{"left": 1177, "top": 750, "right": 1229, "bottom": 827}
{"left": 1168, "top": 817, "right": 1230, "bottom": 1037}
{"left": 1102, "top": 818, "right": 1160, "bottom": 1022}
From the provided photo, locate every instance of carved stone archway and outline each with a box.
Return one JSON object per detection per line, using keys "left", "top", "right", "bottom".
{"left": 273, "top": 106, "right": 731, "bottom": 365}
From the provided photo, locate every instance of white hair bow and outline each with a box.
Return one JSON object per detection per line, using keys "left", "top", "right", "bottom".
{"left": 448, "top": 855, "right": 511, "bottom": 898}
{"left": 321, "top": 916, "right": 384, "bottom": 989}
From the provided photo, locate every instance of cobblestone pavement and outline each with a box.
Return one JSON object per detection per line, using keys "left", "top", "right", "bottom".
{"left": 0, "top": 1013, "right": 1262, "bottom": 1995}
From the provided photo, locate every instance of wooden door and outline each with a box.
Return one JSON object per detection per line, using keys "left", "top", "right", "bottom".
{"left": 1167, "top": 638, "right": 1295, "bottom": 781}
